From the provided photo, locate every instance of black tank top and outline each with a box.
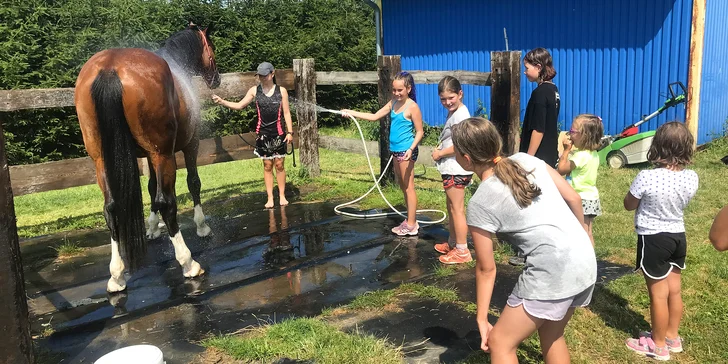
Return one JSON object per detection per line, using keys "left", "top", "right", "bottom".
{"left": 255, "top": 85, "right": 283, "bottom": 136}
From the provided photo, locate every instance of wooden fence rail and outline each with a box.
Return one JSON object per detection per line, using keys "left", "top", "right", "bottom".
{"left": 9, "top": 132, "right": 298, "bottom": 196}
{"left": 0, "top": 70, "right": 491, "bottom": 112}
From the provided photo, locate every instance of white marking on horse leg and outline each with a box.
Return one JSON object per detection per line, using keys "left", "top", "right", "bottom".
{"left": 170, "top": 231, "right": 204, "bottom": 277}
{"left": 146, "top": 211, "right": 162, "bottom": 239}
{"left": 193, "top": 204, "right": 211, "bottom": 237}
{"left": 107, "top": 238, "right": 127, "bottom": 292}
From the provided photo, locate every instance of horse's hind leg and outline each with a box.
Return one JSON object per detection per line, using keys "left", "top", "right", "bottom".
{"left": 183, "top": 137, "right": 211, "bottom": 237}
{"left": 94, "top": 159, "right": 127, "bottom": 292}
{"left": 151, "top": 154, "right": 204, "bottom": 277}
{"left": 145, "top": 156, "right": 163, "bottom": 239}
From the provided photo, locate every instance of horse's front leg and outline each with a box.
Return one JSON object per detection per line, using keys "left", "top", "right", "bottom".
{"left": 183, "top": 137, "right": 211, "bottom": 237}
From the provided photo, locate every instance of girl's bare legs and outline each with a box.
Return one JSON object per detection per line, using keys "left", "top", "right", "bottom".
{"left": 584, "top": 216, "right": 595, "bottom": 246}
{"left": 445, "top": 186, "right": 468, "bottom": 248}
{"left": 645, "top": 275, "right": 670, "bottom": 348}
{"left": 395, "top": 160, "right": 417, "bottom": 227}
{"left": 487, "top": 304, "right": 540, "bottom": 364}
{"left": 488, "top": 304, "right": 575, "bottom": 364}
{"left": 263, "top": 159, "right": 275, "bottom": 208}
{"left": 666, "top": 269, "right": 683, "bottom": 340}
{"left": 538, "top": 308, "right": 575, "bottom": 364}
{"left": 274, "top": 157, "right": 288, "bottom": 206}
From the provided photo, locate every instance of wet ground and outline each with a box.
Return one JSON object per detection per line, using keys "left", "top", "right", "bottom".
{"left": 25, "top": 196, "right": 633, "bottom": 363}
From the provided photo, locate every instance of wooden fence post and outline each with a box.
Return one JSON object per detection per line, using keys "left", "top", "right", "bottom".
{"left": 686, "top": 0, "right": 706, "bottom": 148}
{"left": 0, "top": 121, "right": 34, "bottom": 364}
{"left": 490, "top": 51, "right": 522, "bottom": 155}
{"left": 293, "top": 58, "right": 320, "bottom": 177}
{"left": 377, "top": 55, "right": 401, "bottom": 184}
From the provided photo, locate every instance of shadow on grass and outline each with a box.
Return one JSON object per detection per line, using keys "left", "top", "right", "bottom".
{"left": 588, "top": 284, "right": 650, "bottom": 338}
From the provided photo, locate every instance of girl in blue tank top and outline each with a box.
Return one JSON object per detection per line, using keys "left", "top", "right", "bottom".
{"left": 342, "top": 72, "right": 425, "bottom": 236}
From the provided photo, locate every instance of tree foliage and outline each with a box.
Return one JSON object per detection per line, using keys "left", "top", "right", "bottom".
{"left": 0, "top": 0, "right": 376, "bottom": 165}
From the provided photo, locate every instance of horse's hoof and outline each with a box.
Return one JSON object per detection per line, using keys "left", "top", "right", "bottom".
{"left": 183, "top": 260, "right": 204, "bottom": 278}
{"left": 196, "top": 224, "right": 212, "bottom": 237}
{"left": 107, "top": 277, "right": 127, "bottom": 293}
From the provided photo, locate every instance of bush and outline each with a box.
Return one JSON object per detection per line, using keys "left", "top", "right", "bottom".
{"left": 1, "top": 0, "right": 377, "bottom": 165}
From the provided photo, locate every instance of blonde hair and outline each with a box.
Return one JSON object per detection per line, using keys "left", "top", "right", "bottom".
{"left": 647, "top": 121, "right": 694, "bottom": 167}
{"left": 573, "top": 114, "right": 604, "bottom": 151}
{"left": 452, "top": 117, "right": 542, "bottom": 208}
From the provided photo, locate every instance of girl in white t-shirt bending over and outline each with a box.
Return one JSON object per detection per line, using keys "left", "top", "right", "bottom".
{"left": 452, "top": 117, "right": 596, "bottom": 363}
{"left": 432, "top": 76, "right": 474, "bottom": 264}
{"left": 624, "top": 121, "right": 699, "bottom": 361}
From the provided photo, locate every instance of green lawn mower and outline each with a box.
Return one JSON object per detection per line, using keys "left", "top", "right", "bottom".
{"left": 598, "top": 82, "right": 687, "bottom": 168}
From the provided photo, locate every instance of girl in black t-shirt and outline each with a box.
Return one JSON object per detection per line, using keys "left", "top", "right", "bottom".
{"left": 519, "top": 48, "right": 560, "bottom": 168}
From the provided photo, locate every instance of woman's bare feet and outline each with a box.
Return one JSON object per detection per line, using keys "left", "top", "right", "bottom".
{"left": 265, "top": 199, "right": 275, "bottom": 209}
{"left": 279, "top": 196, "right": 289, "bottom": 206}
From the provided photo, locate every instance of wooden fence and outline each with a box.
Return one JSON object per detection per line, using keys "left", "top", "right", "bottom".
{"left": 0, "top": 53, "right": 521, "bottom": 196}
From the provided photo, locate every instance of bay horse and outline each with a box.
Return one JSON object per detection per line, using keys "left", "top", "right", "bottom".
{"left": 74, "top": 24, "right": 221, "bottom": 293}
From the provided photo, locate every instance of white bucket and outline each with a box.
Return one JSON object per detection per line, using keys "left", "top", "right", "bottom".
{"left": 94, "top": 345, "right": 164, "bottom": 364}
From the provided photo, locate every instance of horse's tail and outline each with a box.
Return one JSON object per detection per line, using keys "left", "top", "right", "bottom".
{"left": 91, "top": 69, "right": 146, "bottom": 271}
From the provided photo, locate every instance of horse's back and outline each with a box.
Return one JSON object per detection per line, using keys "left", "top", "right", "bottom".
{"left": 76, "top": 48, "right": 180, "bottom": 156}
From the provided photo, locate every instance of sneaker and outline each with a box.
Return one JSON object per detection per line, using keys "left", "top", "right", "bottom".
{"left": 391, "top": 221, "right": 408, "bottom": 234}
{"left": 439, "top": 248, "right": 473, "bottom": 264}
{"left": 626, "top": 336, "right": 670, "bottom": 361}
{"left": 640, "top": 331, "right": 683, "bottom": 353}
{"left": 393, "top": 222, "right": 419, "bottom": 236}
{"left": 434, "top": 242, "right": 451, "bottom": 254}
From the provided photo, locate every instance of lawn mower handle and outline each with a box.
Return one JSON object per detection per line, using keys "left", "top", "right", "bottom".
{"left": 623, "top": 81, "right": 688, "bottom": 133}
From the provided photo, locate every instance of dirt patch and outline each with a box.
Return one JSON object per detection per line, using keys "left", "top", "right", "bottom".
{"left": 191, "top": 347, "right": 245, "bottom": 364}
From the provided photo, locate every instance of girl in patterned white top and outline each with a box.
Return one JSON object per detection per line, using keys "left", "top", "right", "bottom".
{"left": 624, "top": 121, "right": 699, "bottom": 361}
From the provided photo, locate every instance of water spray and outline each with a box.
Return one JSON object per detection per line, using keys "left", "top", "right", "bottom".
{"left": 316, "top": 107, "right": 446, "bottom": 224}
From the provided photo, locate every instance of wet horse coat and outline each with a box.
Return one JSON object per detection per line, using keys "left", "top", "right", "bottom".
{"left": 74, "top": 26, "right": 221, "bottom": 292}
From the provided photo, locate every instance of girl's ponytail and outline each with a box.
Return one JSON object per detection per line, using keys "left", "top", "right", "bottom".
{"left": 492, "top": 158, "right": 542, "bottom": 208}
{"left": 452, "top": 118, "right": 542, "bottom": 208}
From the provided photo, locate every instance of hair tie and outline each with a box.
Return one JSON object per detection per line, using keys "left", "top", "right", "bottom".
{"left": 492, "top": 156, "right": 502, "bottom": 164}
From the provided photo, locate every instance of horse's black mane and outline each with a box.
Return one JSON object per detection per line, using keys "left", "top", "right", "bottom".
{"left": 156, "top": 27, "right": 209, "bottom": 75}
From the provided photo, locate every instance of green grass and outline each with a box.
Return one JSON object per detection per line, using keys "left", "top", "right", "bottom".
{"left": 347, "top": 289, "right": 398, "bottom": 310}
{"left": 345, "top": 283, "right": 461, "bottom": 312}
{"left": 433, "top": 263, "right": 458, "bottom": 278}
{"left": 202, "top": 317, "right": 402, "bottom": 364}
{"left": 51, "top": 239, "right": 84, "bottom": 258}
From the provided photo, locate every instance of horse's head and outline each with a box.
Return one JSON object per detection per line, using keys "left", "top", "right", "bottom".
{"left": 159, "top": 24, "right": 221, "bottom": 89}
{"left": 193, "top": 24, "right": 221, "bottom": 89}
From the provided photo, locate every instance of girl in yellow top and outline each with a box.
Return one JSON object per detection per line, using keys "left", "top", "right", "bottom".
{"left": 557, "top": 114, "right": 604, "bottom": 245}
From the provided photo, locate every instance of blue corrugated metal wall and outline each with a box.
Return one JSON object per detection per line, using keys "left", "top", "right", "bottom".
{"left": 698, "top": 0, "right": 728, "bottom": 144}
{"left": 382, "top": 0, "right": 693, "bottom": 139}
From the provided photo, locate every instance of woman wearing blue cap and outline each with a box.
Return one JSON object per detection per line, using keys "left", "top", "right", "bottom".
{"left": 213, "top": 62, "right": 294, "bottom": 208}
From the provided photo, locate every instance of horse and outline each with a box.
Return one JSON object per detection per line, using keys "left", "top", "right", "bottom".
{"left": 74, "top": 24, "right": 221, "bottom": 293}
